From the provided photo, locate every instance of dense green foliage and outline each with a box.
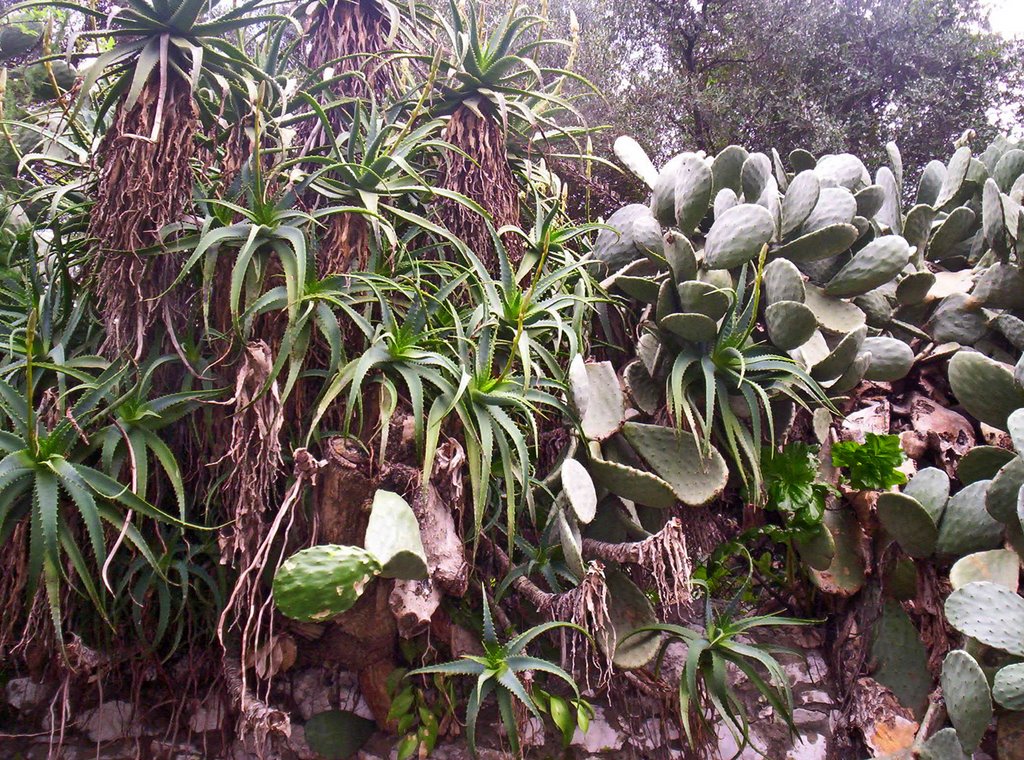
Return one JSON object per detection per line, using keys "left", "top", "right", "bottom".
{"left": 1, "top": 0, "right": 1024, "bottom": 758}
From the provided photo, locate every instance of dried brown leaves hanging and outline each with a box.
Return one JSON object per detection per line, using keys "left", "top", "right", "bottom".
{"left": 583, "top": 517, "right": 693, "bottom": 609}
{"left": 305, "top": 0, "right": 393, "bottom": 102}
{"left": 217, "top": 341, "right": 284, "bottom": 567}
{"left": 89, "top": 76, "right": 197, "bottom": 358}
{"left": 438, "top": 103, "right": 523, "bottom": 272}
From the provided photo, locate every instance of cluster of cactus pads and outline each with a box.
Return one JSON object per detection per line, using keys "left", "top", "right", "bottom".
{"left": 602, "top": 135, "right": 1024, "bottom": 384}
{"left": 869, "top": 356, "right": 1024, "bottom": 755}
{"left": 592, "top": 135, "right": 1024, "bottom": 745}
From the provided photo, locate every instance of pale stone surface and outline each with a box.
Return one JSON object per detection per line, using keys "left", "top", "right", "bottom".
{"left": 77, "top": 700, "right": 138, "bottom": 743}
{"left": 188, "top": 698, "right": 225, "bottom": 733}
{"left": 4, "top": 677, "right": 51, "bottom": 712}
{"left": 571, "top": 706, "right": 625, "bottom": 752}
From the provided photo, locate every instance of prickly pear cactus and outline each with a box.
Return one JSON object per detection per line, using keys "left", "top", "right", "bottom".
{"left": 994, "top": 663, "right": 1024, "bottom": 711}
{"left": 944, "top": 581, "right": 1024, "bottom": 657}
{"left": 273, "top": 545, "right": 383, "bottom": 622}
{"left": 364, "top": 490, "right": 428, "bottom": 580}
{"left": 941, "top": 650, "right": 992, "bottom": 752}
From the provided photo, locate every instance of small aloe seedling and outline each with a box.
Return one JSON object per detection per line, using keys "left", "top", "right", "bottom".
{"left": 408, "top": 588, "right": 588, "bottom": 758}
{"left": 623, "top": 577, "right": 813, "bottom": 755}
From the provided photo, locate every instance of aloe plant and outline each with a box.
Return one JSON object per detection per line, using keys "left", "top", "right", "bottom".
{"left": 408, "top": 588, "right": 588, "bottom": 758}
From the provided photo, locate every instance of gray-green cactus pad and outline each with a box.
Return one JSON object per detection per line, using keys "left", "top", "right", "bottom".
{"left": 766, "top": 300, "right": 817, "bottom": 350}
{"left": 903, "top": 467, "right": 951, "bottom": 523}
{"left": 876, "top": 492, "right": 937, "bottom": 558}
{"left": 703, "top": 203, "right": 775, "bottom": 269}
{"left": 673, "top": 155, "right": 713, "bottom": 233}
{"left": 824, "top": 236, "right": 912, "bottom": 297}
{"left": 803, "top": 284, "right": 867, "bottom": 334}
{"left": 958, "top": 446, "right": 1018, "bottom": 484}
{"left": 944, "top": 581, "right": 1024, "bottom": 657}
{"left": 941, "top": 649, "right": 993, "bottom": 752}
{"left": 948, "top": 350, "right": 1024, "bottom": 431}
{"left": 661, "top": 312, "right": 718, "bottom": 343}
{"left": 599, "top": 569, "right": 661, "bottom": 670}
{"left": 949, "top": 549, "right": 1020, "bottom": 591}
{"left": 988, "top": 458, "right": 1024, "bottom": 524}
{"left": 860, "top": 336, "right": 914, "bottom": 382}
{"left": 587, "top": 441, "right": 677, "bottom": 509}
{"left": 621, "top": 422, "right": 729, "bottom": 506}
{"left": 772, "top": 224, "right": 859, "bottom": 263}
{"left": 763, "top": 257, "right": 806, "bottom": 304}
{"left": 871, "top": 600, "right": 932, "bottom": 716}
{"left": 936, "top": 479, "right": 1004, "bottom": 557}
{"left": 993, "top": 663, "right": 1024, "bottom": 710}
{"left": 364, "top": 490, "right": 428, "bottom": 580}
{"left": 917, "top": 727, "right": 969, "bottom": 760}
{"left": 561, "top": 458, "right": 598, "bottom": 524}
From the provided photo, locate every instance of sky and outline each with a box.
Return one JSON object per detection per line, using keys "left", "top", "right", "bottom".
{"left": 988, "top": 0, "right": 1024, "bottom": 38}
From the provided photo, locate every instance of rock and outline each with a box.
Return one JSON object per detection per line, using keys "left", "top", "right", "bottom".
{"left": 571, "top": 706, "right": 624, "bottom": 752}
{"left": 4, "top": 677, "right": 51, "bottom": 712}
{"left": 628, "top": 717, "right": 680, "bottom": 752}
{"left": 286, "top": 724, "right": 319, "bottom": 760}
{"left": 188, "top": 698, "right": 225, "bottom": 733}
{"left": 792, "top": 707, "right": 829, "bottom": 730}
{"left": 291, "top": 668, "right": 332, "bottom": 721}
{"left": 77, "top": 700, "right": 138, "bottom": 743}
{"left": 521, "top": 716, "right": 546, "bottom": 747}
{"left": 787, "top": 730, "right": 829, "bottom": 760}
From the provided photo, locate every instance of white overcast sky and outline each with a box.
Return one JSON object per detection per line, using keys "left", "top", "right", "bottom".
{"left": 988, "top": 0, "right": 1024, "bottom": 37}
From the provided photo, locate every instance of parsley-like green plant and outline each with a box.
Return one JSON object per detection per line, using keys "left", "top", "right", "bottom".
{"left": 761, "top": 442, "right": 836, "bottom": 534}
{"left": 407, "top": 588, "right": 586, "bottom": 758}
{"left": 624, "top": 576, "right": 813, "bottom": 756}
{"left": 831, "top": 433, "right": 907, "bottom": 491}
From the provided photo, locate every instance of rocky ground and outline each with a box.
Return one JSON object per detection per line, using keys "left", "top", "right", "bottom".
{"left": 3, "top": 628, "right": 848, "bottom": 760}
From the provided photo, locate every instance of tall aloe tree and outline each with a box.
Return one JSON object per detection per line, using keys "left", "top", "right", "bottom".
{"left": 432, "top": 2, "right": 568, "bottom": 273}
{"left": 7, "top": 0, "right": 285, "bottom": 357}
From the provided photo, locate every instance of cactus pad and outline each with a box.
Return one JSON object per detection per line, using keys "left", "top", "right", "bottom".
{"left": 958, "top": 446, "right": 1017, "bottom": 484}
{"left": 711, "top": 145, "right": 748, "bottom": 197}
{"left": 763, "top": 257, "right": 806, "bottom": 304}
{"left": 994, "top": 663, "right": 1024, "bottom": 711}
{"left": 950, "top": 549, "right": 1020, "bottom": 591}
{"left": 781, "top": 170, "right": 820, "bottom": 235}
{"left": 571, "top": 359, "right": 625, "bottom": 441}
{"left": 903, "top": 467, "right": 951, "bottom": 523}
{"left": 987, "top": 458, "right": 1024, "bottom": 524}
{"left": 677, "top": 280, "right": 732, "bottom": 320}
{"left": 561, "top": 458, "right": 597, "bottom": 524}
{"left": 917, "top": 727, "right": 968, "bottom": 760}
{"left": 944, "top": 581, "right": 1024, "bottom": 657}
{"left": 876, "top": 492, "right": 937, "bottom": 558}
{"left": 871, "top": 600, "right": 932, "bottom": 715}
{"left": 824, "top": 236, "right": 912, "bottom": 297}
{"left": 273, "top": 545, "right": 382, "bottom": 622}
{"left": 364, "top": 490, "right": 428, "bottom": 580}
{"left": 948, "top": 350, "right": 1024, "bottom": 431}
{"left": 586, "top": 441, "right": 677, "bottom": 509}
{"left": 702, "top": 203, "right": 775, "bottom": 269}
{"left": 660, "top": 312, "right": 718, "bottom": 343}
{"left": 674, "top": 155, "right": 714, "bottom": 233}
{"left": 621, "top": 422, "right": 729, "bottom": 506}
{"left": 802, "top": 186, "right": 857, "bottom": 233}
{"left": 935, "top": 479, "right": 1004, "bottom": 557}
{"left": 941, "top": 649, "right": 992, "bottom": 752}
{"left": 860, "top": 336, "right": 914, "bottom": 382}
{"left": 774, "top": 223, "right": 859, "bottom": 263}
{"left": 599, "top": 569, "right": 661, "bottom": 670}
{"left": 766, "top": 301, "right": 817, "bottom": 350}
{"left": 803, "top": 284, "right": 866, "bottom": 334}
